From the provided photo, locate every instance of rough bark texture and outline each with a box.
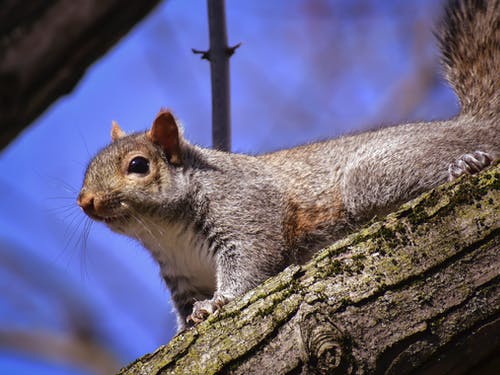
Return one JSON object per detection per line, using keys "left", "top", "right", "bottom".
{"left": 0, "top": 0, "right": 162, "bottom": 150}
{"left": 119, "top": 164, "right": 499, "bottom": 374}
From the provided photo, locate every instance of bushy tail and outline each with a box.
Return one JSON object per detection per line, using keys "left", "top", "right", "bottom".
{"left": 438, "top": 0, "right": 499, "bottom": 119}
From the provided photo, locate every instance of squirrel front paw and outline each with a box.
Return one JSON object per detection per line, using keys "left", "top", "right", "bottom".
{"left": 187, "top": 292, "right": 231, "bottom": 325}
{"left": 448, "top": 151, "right": 494, "bottom": 181}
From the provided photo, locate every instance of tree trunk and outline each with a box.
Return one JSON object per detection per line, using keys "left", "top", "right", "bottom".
{"left": 119, "top": 164, "right": 499, "bottom": 374}
{"left": 0, "top": 0, "right": 162, "bottom": 150}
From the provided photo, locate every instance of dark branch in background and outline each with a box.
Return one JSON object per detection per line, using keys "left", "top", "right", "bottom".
{"left": 193, "top": 0, "right": 240, "bottom": 152}
{"left": 0, "top": 0, "right": 162, "bottom": 151}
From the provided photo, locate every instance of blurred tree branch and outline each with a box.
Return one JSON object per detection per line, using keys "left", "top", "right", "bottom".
{"left": 0, "top": 329, "right": 119, "bottom": 375}
{"left": 118, "top": 164, "right": 499, "bottom": 374}
{"left": 0, "top": 0, "right": 162, "bottom": 150}
{"left": 0, "top": 239, "right": 120, "bottom": 374}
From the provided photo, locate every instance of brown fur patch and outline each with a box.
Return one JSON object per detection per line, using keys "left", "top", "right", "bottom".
{"left": 283, "top": 190, "right": 345, "bottom": 251}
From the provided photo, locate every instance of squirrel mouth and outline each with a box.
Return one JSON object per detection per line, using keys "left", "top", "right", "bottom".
{"left": 87, "top": 213, "right": 129, "bottom": 224}
{"left": 104, "top": 215, "right": 131, "bottom": 224}
{"left": 103, "top": 215, "right": 126, "bottom": 223}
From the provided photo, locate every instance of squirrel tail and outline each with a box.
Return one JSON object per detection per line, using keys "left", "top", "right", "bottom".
{"left": 438, "top": 0, "right": 499, "bottom": 119}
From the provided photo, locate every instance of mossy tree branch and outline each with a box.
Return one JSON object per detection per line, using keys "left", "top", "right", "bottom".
{"left": 119, "top": 164, "right": 499, "bottom": 374}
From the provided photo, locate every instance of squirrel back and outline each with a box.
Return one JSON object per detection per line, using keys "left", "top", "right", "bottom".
{"left": 78, "top": 0, "right": 499, "bottom": 330}
{"left": 261, "top": 0, "right": 499, "bottom": 251}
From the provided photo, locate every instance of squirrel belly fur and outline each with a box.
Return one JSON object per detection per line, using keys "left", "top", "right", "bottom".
{"left": 78, "top": 0, "right": 499, "bottom": 331}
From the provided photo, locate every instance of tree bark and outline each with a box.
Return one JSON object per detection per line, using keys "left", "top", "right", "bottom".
{"left": 119, "top": 164, "right": 499, "bottom": 374}
{"left": 0, "top": 0, "right": 162, "bottom": 150}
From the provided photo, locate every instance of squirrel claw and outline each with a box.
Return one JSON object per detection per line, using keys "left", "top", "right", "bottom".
{"left": 186, "top": 293, "right": 230, "bottom": 325}
{"left": 448, "top": 151, "right": 493, "bottom": 181}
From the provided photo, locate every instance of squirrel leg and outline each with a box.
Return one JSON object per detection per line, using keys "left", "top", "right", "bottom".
{"left": 186, "top": 250, "right": 242, "bottom": 325}
{"left": 448, "top": 150, "right": 494, "bottom": 181}
{"left": 187, "top": 245, "right": 268, "bottom": 325}
{"left": 162, "top": 274, "right": 213, "bottom": 331}
{"left": 187, "top": 292, "right": 230, "bottom": 325}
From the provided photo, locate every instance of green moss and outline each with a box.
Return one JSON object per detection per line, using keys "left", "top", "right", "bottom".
{"left": 352, "top": 255, "right": 366, "bottom": 272}
{"left": 257, "top": 291, "right": 291, "bottom": 317}
{"left": 337, "top": 297, "right": 350, "bottom": 309}
{"left": 420, "top": 189, "right": 440, "bottom": 209}
{"left": 244, "top": 265, "right": 301, "bottom": 305}
{"left": 406, "top": 203, "right": 428, "bottom": 226}
{"left": 352, "top": 253, "right": 366, "bottom": 262}
{"left": 376, "top": 224, "right": 396, "bottom": 241}
{"left": 328, "top": 259, "right": 343, "bottom": 274}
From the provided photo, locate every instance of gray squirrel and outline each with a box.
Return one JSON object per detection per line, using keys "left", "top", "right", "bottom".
{"left": 78, "top": 0, "right": 499, "bottom": 331}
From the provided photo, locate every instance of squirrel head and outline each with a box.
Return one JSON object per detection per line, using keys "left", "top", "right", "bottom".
{"left": 77, "top": 109, "right": 185, "bottom": 232}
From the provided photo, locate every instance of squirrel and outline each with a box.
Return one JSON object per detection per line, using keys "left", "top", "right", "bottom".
{"left": 78, "top": 0, "right": 499, "bottom": 331}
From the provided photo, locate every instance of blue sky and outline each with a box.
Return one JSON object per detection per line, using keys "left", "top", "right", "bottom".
{"left": 0, "top": 0, "right": 456, "bottom": 374}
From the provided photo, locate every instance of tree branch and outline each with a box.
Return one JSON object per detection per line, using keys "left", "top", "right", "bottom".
{"left": 207, "top": 0, "right": 230, "bottom": 152}
{"left": 193, "top": 0, "right": 238, "bottom": 152}
{"left": 118, "top": 164, "right": 500, "bottom": 374}
{"left": 0, "top": 0, "right": 162, "bottom": 150}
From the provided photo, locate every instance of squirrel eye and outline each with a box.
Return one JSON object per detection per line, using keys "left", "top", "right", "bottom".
{"left": 127, "top": 156, "right": 150, "bottom": 175}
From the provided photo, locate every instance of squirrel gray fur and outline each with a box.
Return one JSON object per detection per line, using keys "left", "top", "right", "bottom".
{"left": 78, "top": 0, "right": 499, "bottom": 331}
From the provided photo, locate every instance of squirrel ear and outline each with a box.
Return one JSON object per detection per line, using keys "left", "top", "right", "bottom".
{"left": 111, "top": 121, "right": 126, "bottom": 142}
{"left": 148, "top": 109, "right": 182, "bottom": 166}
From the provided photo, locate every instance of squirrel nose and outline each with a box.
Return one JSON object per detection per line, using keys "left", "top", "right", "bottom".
{"left": 77, "top": 191, "right": 96, "bottom": 215}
